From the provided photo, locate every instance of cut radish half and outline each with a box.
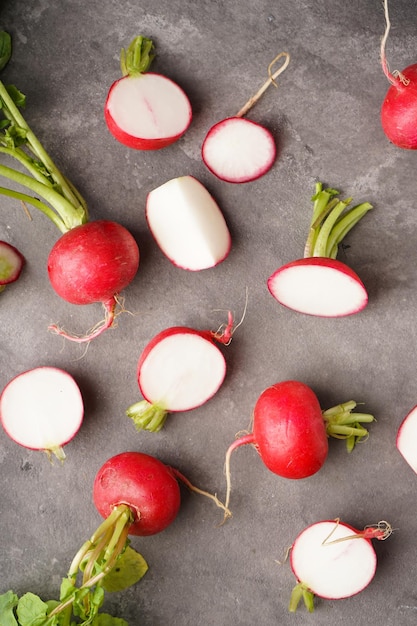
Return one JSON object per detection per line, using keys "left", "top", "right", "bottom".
{"left": 267, "top": 182, "right": 372, "bottom": 317}
{"left": 397, "top": 406, "right": 417, "bottom": 472}
{"left": 105, "top": 36, "right": 192, "bottom": 150}
{"left": 126, "top": 318, "right": 236, "bottom": 432}
{"left": 0, "top": 240, "right": 25, "bottom": 285}
{"left": 202, "top": 51, "right": 290, "bottom": 183}
{"left": 267, "top": 257, "right": 368, "bottom": 317}
{"left": 202, "top": 117, "right": 276, "bottom": 183}
{"left": 146, "top": 175, "right": 231, "bottom": 270}
{"left": 289, "top": 519, "right": 392, "bottom": 612}
{"left": 0, "top": 366, "right": 84, "bottom": 460}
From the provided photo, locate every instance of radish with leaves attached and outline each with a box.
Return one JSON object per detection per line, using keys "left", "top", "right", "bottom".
{"left": 202, "top": 52, "right": 290, "bottom": 183}
{"left": 127, "top": 312, "right": 239, "bottom": 432}
{"left": 288, "top": 518, "right": 392, "bottom": 612}
{"left": 0, "top": 240, "right": 24, "bottom": 292}
{"left": 0, "top": 32, "right": 139, "bottom": 342}
{"left": 0, "top": 366, "right": 84, "bottom": 461}
{"left": 0, "top": 451, "right": 229, "bottom": 624}
{"left": 105, "top": 35, "right": 192, "bottom": 150}
{"left": 267, "top": 182, "right": 372, "bottom": 317}
{"left": 223, "top": 380, "right": 374, "bottom": 520}
{"left": 380, "top": 0, "right": 417, "bottom": 149}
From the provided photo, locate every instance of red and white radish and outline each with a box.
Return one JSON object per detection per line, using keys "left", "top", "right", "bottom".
{"left": 127, "top": 312, "right": 237, "bottom": 432}
{"left": 0, "top": 240, "right": 24, "bottom": 291}
{"left": 0, "top": 46, "right": 140, "bottom": 342}
{"left": 202, "top": 52, "right": 290, "bottom": 183}
{"left": 146, "top": 175, "right": 231, "bottom": 270}
{"left": 288, "top": 519, "right": 392, "bottom": 612}
{"left": 223, "top": 380, "right": 374, "bottom": 519}
{"left": 0, "top": 366, "right": 84, "bottom": 461}
{"left": 380, "top": 0, "right": 417, "bottom": 149}
{"left": 105, "top": 35, "right": 192, "bottom": 150}
{"left": 267, "top": 182, "right": 372, "bottom": 317}
{"left": 396, "top": 405, "right": 417, "bottom": 473}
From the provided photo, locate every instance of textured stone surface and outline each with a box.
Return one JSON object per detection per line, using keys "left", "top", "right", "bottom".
{"left": 0, "top": 0, "right": 417, "bottom": 624}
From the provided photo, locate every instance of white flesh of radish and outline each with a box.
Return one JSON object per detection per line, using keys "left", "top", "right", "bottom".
{"left": 107, "top": 73, "right": 191, "bottom": 139}
{"left": 397, "top": 406, "right": 417, "bottom": 473}
{"left": 139, "top": 333, "right": 226, "bottom": 411}
{"left": 0, "top": 367, "right": 84, "bottom": 453}
{"left": 268, "top": 264, "right": 367, "bottom": 317}
{"left": 146, "top": 175, "right": 231, "bottom": 270}
{"left": 291, "top": 521, "right": 376, "bottom": 599}
{"left": 202, "top": 117, "right": 275, "bottom": 183}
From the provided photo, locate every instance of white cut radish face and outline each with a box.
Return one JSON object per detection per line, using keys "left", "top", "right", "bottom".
{"left": 139, "top": 332, "right": 226, "bottom": 411}
{"left": 397, "top": 406, "right": 417, "bottom": 473}
{"left": 202, "top": 117, "right": 276, "bottom": 183}
{"left": 146, "top": 175, "right": 231, "bottom": 270}
{"left": 0, "top": 367, "right": 84, "bottom": 453}
{"left": 291, "top": 521, "right": 377, "bottom": 600}
{"left": 105, "top": 73, "right": 192, "bottom": 147}
{"left": 268, "top": 260, "right": 368, "bottom": 317}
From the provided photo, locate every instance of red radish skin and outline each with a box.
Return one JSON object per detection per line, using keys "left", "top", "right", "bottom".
{"left": 47, "top": 220, "right": 140, "bottom": 342}
{"left": 396, "top": 405, "right": 417, "bottom": 473}
{"left": 105, "top": 36, "right": 192, "bottom": 150}
{"left": 0, "top": 366, "right": 84, "bottom": 460}
{"left": 0, "top": 240, "right": 25, "bottom": 286}
{"left": 289, "top": 519, "right": 392, "bottom": 612}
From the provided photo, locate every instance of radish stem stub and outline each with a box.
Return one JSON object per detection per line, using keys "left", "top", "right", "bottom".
{"left": 0, "top": 366, "right": 84, "bottom": 460}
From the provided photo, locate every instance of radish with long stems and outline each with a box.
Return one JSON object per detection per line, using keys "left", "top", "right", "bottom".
{"left": 202, "top": 52, "right": 290, "bottom": 183}
{"left": 380, "top": 0, "right": 417, "bottom": 148}
{"left": 223, "top": 380, "right": 374, "bottom": 520}
{"left": 146, "top": 175, "right": 231, "bottom": 270}
{"left": 0, "top": 451, "right": 229, "bottom": 624}
{"left": 0, "top": 240, "right": 24, "bottom": 292}
{"left": 396, "top": 405, "right": 417, "bottom": 473}
{"left": 127, "top": 311, "right": 240, "bottom": 432}
{"left": 0, "top": 32, "right": 140, "bottom": 342}
{"left": 288, "top": 518, "right": 392, "bottom": 612}
{"left": 105, "top": 35, "right": 192, "bottom": 150}
{"left": 267, "top": 182, "right": 372, "bottom": 317}
{"left": 0, "top": 366, "right": 84, "bottom": 461}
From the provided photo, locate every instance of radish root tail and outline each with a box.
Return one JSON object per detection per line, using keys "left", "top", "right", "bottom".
{"left": 48, "top": 295, "right": 122, "bottom": 343}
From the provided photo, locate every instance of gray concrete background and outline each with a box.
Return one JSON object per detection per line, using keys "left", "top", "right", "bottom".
{"left": 0, "top": 0, "right": 417, "bottom": 624}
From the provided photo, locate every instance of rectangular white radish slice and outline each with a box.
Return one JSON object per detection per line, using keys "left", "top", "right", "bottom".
{"left": 146, "top": 175, "right": 231, "bottom": 270}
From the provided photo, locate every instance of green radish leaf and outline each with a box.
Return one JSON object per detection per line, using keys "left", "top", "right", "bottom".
{"left": 92, "top": 614, "right": 129, "bottom": 626}
{"left": 102, "top": 546, "right": 148, "bottom": 592}
{"left": 0, "top": 32, "right": 12, "bottom": 71}
{"left": 16, "top": 592, "right": 48, "bottom": 626}
{"left": 0, "top": 590, "right": 19, "bottom": 626}
{"left": 5, "top": 84, "right": 26, "bottom": 108}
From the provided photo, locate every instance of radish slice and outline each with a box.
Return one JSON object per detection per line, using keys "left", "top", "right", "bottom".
{"left": 267, "top": 257, "right": 368, "bottom": 317}
{"left": 397, "top": 406, "right": 417, "bottom": 472}
{"left": 202, "top": 117, "right": 276, "bottom": 183}
{"left": 0, "top": 366, "right": 84, "bottom": 460}
{"left": 146, "top": 175, "right": 231, "bottom": 270}
{"left": 0, "top": 240, "right": 25, "bottom": 285}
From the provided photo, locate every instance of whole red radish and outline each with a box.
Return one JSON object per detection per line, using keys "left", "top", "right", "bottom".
{"left": 288, "top": 519, "right": 392, "bottom": 612}
{"left": 0, "top": 240, "right": 25, "bottom": 291}
{"left": 223, "top": 381, "right": 374, "bottom": 519}
{"left": 380, "top": 0, "right": 417, "bottom": 148}
{"left": 105, "top": 35, "right": 192, "bottom": 150}
{"left": 267, "top": 182, "right": 372, "bottom": 317}
{"left": 146, "top": 175, "right": 231, "bottom": 270}
{"left": 0, "top": 366, "right": 84, "bottom": 461}
{"left": 0, "top": 38, "right": 140, "bottom": 342}
{"left": 202, "top": 52, "right": 290, "bottom": 183}
{"left": 47, "top": 220, "right": 139, "bottom": 342}
{"left": 396, "top": 405, "right": 417, "bottom": 473}
{"left": 126, "top": 312, "right": 237, "bottom": 432}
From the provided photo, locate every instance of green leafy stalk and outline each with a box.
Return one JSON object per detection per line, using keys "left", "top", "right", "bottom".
{"left": 126, "top": 399, "right": 168, "bottom": 432}
{"left": 0, "top": 32, "right": 11, "bottom": 71}
{"left": 303, "top": 182, "right": 373, "bottom": 259}
{"left": 288, "top": 582, "right": 315, "bottom": 613}
{"left": 120, "top": 35, "right": 155, "bottom": 77}
{"left": 323, "top": 400, "right": 375, "bottom": 452}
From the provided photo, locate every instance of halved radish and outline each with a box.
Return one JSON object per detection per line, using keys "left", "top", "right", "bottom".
{"left": 105, "top": 35, "right": 192, "bottom": 150}
{"left": 288, "top": 519, "right": 392, "bottom": 612}
{"left": 0, "top": 366, "right": 84, "bottom": 460}
{"left": 202, "top": 52, "right": 290, "bottom": 183}
{"left": 126, "top": 314, "right": 236, "bottom": 432}
{"left": 396, "top": 406, "right": 417, "bottom": 472}
{"left": 146, "top": 175, "right": 231, "bottom": 270}
{"left": 267, "top": 182, "right": 372, "bottom": 317}
{"left": 0, "top": 240, "right": 24, "bottom": 287}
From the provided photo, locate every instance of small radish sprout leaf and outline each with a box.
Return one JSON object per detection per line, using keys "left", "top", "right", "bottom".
{"left": 102, "top": 546, "right": 149, "bottom": 592}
